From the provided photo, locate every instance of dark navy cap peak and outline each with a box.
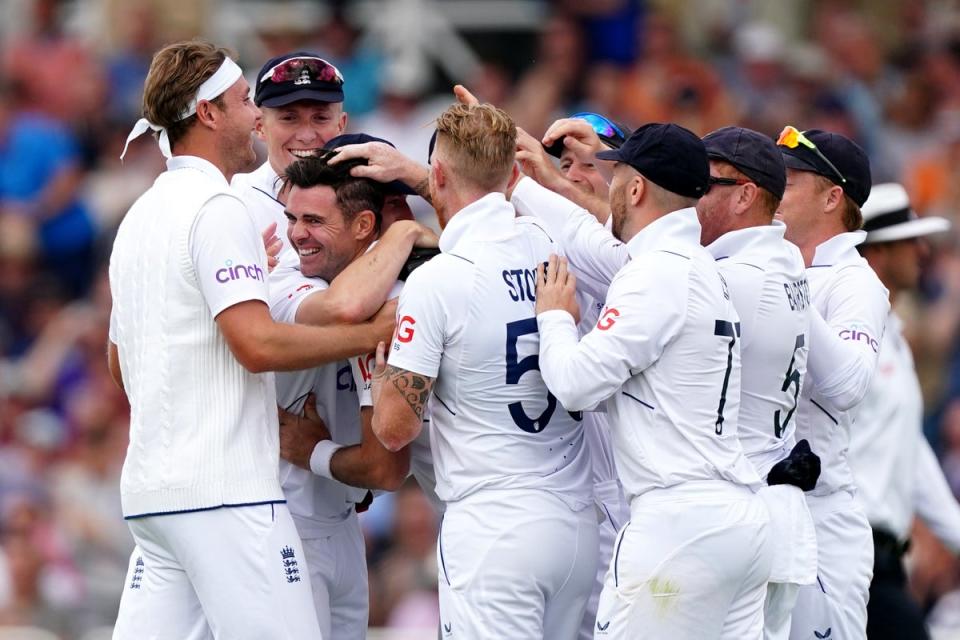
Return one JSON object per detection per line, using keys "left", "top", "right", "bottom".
{"left": 703, "top": 126, "right": 786, "bottom": 200}
{"left": 778, "top": 127, "right": 872, "bottom": 207}
{"left": 596, "top": 123, "right": 709, "bottom": 199}
{"left": 255, "top": 52, "right": 345, "bottom": 108}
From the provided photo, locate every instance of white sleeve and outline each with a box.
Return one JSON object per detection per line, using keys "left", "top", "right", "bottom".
{"left": 511, "top": 177, "right": 629, "bottom": 301}
{"left": 267, "top": 265, "right": 329, "bottom": 324}
{"left": 914, "top": 436, "right": 960, "bottom": 554}
{"left": 807, "top": 267, "right": 889, "bottom": 411}
{"left": 537, "top": 258, "right": 685, "bottom": 411}
{"left": 386, "top": 263, "right": 449, "bottom": 378}
{"left": 190, "top": 194, "right": 270, "bottom": 318}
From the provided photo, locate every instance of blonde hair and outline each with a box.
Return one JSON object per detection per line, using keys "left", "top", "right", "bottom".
{"left": 434, "top": 103, "right": 516, "bottom": 191}
{"left": 142, "top": 40, "right": 233, "bottom": 149}
{"left": 715, "top": 162, "right": 781, "bottom": 219}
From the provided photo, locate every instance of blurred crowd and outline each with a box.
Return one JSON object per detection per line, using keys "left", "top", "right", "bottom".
{"left": 6, "top": 0, "right": 960, "bottom": 636}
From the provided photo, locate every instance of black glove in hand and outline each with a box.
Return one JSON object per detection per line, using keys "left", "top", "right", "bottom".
{"left": 398, "top": 247, "right": 441, "bottom": 282}
{"left": 767, "top": 439, "right": 821, "bottom": 491}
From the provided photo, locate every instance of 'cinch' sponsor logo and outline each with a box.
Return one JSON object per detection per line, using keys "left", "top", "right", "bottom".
{"left": 838, "top": 328, "right": 878, "bottom": 353}
{"left": 216, "top": 260, "right": 265, "bottom": 284}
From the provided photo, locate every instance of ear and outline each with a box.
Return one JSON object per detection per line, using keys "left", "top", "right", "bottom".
{"left": 353, "top": 210, "right": 377, "bottom": 240}
{"left": 255, "top": 117, "right": 266, "bottom": 141}
{"left": 507, "top": 163, "right": 521, "bottom": 191}
{"left": 823, "top": 184, "right": 844, "bottom": 214}
{"left": 338, "top": 110, "right": 348, "bottom": 135}
{"left": 432, "top": 159, "right": 446, "bottom": 189}
{"left": 195, "top": 99, "right": 218, "bottom": 129}
{"left": 736, "top": 182, "right": 758, "bottom": 214}
{"left": 629, "top": 175, "right": 644, "bottom": 207}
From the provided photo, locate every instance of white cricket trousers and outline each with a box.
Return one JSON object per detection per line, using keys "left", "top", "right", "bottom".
{"left": 299, "top": 512, "right": 368, "bottom": 640}
{"left": 437, "top": 488, "right": 598, "bottom": 640}
{"left": 594, "top": 481, "right": 772, "bottom": 640}
{"left": 113, "top": 503, "right": 322, "bottom": 639}
{"left": 579, "top": 479, "right": 630, "bottom": 640}
{"left": 789, "top": 491, "right": 873, "bottom": 640}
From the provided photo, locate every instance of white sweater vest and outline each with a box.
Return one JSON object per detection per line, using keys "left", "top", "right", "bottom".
{"left": 109, "top": 160, "right": 283, "bottom": 517}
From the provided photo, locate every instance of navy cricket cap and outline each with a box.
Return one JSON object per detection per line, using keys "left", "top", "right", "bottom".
{"left": 777, "top": 127, "right": 872, "bottom": 207}
{"left": 324, "top": 133, "right": 417, "bottom": 196}
{"left": 596, "top": 123, "right": 709, "bottom": 198}
{"left": 703, "top": 126, "right": 786, "bottom": 200}
{"left": 255, "top": 52, "right": 345, "bottom": 108}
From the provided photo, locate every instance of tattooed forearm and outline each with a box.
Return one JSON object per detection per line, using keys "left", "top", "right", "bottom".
{"left": 386, "top": 364, "right": 434, "bottom": 420}
{"left": 414, "top": 177, "right": 432, "bottom": 204}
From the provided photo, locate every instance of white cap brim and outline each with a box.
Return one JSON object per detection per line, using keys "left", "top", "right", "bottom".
{"left": 864, "top": 216, "right": 951, "bottom": 243}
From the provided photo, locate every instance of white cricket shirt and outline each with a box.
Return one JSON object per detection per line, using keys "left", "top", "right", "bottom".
{"left": 796, "top": 232, "right": 889, "bottom": 497}
{"left": 232, "top": 161, "right": 300, "bottom": 271}
{"left": 388, "top": 193, "right": 592, "bottom": 511}
{"left": 109, "top": 155, "right": 283, "bottom": 517}
{"left": 849, "top": 312, "right": 960, "bottom": 550}
{"left": 706, "top": 223, "right": 812, "bottom": 478}
{"left": 268, "top": 265, "right": 368, "bottom": 538}
{"left": 538, "top": 208, "right": 761, "bottom": 501}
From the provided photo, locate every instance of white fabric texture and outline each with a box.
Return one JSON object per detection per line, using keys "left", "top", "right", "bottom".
{"left": 113, "top": 503, "right": 321, "bottom": 639}
{"left": 108, "top": 155, "right": 281, "bottom": 517}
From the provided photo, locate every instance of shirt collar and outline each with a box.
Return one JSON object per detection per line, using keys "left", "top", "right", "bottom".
{"left": 706, "top": 220, "right": 787, "bottom": 259}
{"left": 624, "top": 207, "right": 702, "bottom": 259}
{"left": 810, "top": 230, "right": 867, "bottom": 267}
{"left": 438, "top": 193, "right": 517, "bottom": 253}
{"left": 166, "top": 155, "right": 229, "bottom": 187}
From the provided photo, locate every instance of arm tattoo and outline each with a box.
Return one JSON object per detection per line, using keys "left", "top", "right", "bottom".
{"left": 414, "top": 177, "right": 432, "bottom": 204}
{"left": 386, "top": 364, "right": 434, "bottom": 420}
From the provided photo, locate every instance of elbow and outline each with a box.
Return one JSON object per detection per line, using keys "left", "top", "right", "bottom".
{"left": 373, "top": 419, "right": 411, "bottom": 453}
{"left": 232, "top": 342, "right": 273, "bottom": 373}
{"left": 329, "top": 299, "right": 368, "bottom": 325}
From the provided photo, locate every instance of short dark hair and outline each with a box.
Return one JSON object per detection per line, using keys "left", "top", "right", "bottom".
{"left": 282, "top": 152, "right": 385, "bottom": 230}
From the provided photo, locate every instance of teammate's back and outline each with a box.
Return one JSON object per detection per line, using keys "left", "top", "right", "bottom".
{"left": 405, "top": 212, "right": 591, "bottom": 509}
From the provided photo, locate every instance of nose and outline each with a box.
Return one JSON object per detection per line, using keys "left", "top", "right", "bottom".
{"left": 289, "top": 218, "right": 307, "bottom": 243}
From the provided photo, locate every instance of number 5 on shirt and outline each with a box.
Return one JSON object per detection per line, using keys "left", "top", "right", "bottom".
{"left": 505, "top": 318, "right": 557, "bottom": 433}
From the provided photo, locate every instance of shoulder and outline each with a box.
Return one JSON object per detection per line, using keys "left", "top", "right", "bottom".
{"left": 516, "top": 216, "right": 556, "bottom": 244}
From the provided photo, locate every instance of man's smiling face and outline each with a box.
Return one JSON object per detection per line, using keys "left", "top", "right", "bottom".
{"left": 260, "top": 100, "right": 347, "bottom": 175}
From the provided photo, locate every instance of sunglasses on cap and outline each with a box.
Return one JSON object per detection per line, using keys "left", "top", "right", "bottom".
{"left": 705, "top": 175, "right": 752, "bottom": 193}
{"left": 569, "top": 112, "right": 628, "bottom": 146}
{"left": 777, "top": 125, "right": 846, "bottom": 185}
{"left": 260, "top": 56, "right": 344, "bottom": 86}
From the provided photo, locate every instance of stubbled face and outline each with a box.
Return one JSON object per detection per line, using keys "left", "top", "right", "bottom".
{"left": 260, "top": 101, "right": 347, "bottom": 174}
{"left": 696, "top": 160, "right": 739, "bottom": 246}
{"left": 871, "top": 238, "right": 927, "bottom": 293}
{"left": 560, "top": 148, "right": 609, "bottom": 199}
{"left": 381, "top": 194, "right": 414, "bottom": 228}
{"left": 218, "top": 77, "right": 261, "bottom": 176}
{"left": 777, "top": 168, "right": 824, "bottom": 245}
{"left": 285, "top": 185, "right": 361, "bottom": 281}
{"left": 608, "top": 164, "right": 632, "bottom": 241}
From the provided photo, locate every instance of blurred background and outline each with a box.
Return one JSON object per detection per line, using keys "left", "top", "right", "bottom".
{"left": 4, "top": 0, "right": 960, "bottom": 637}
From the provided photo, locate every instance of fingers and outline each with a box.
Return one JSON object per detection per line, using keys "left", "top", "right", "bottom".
{"left": 555, "top": 255, "right": 569, "bottom": 286}
{"left": 515, "top": 128, "right": 541, "bottom": 152}
{"left": 374, "top": 341, "right": 386, "bottom": 376}
{"left": 261, "top": 222, "right": 278, "bottom": 241}
{"left": 453, "top": 84, "right": 480, "bottom": 107}
{"left": 546, "top": 254, "right": 560, "bottom": 286}
{"left": 302, "top": 392, "right": 320, "bottom": 421}
{"left": 327, "top": 143, "right": 373, "bottom": 164}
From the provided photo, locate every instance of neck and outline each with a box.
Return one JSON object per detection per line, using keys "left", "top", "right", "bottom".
{"left": 793, "top": 223, "right": 846, "bottom": 268}
{"left": 438, "top": 189, "right": 499, "bottom": 229}
{"left": 619, "top": 205, "right": 669, "bottom": 244}
{"left": 173, "top": 135, "right": 232, "bottom": 181}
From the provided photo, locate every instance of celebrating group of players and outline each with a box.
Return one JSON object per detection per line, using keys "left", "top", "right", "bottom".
{"left": 105, "top": 38, "right": 954, "bottom": 640}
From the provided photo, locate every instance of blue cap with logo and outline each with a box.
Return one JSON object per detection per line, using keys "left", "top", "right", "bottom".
{"left": 255, "top": 52, "right": 345, "bottom": 107}
{"left": 596, "top": 123, "right": 709, "bottom": 198}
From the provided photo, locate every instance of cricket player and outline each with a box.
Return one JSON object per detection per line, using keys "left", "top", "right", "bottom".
{"left": 534, "top": 123, "right": 772, "bottom": 639}
{"left": 698, "top": 126, "right": 819, "bottom": 639}
{"left": 775, "top": 126, "right": 889, "bottom": 640}
{"left": 267, "top": 154, "right": 422, "bottom": 639}
{"left": 852, "top": 183, "right": 960, "bottom": 640}
{"left": 109, "top": 40, "right": 392, "bottom": 639}
{"left": 369, "top": 102, "right": 598, "bottom": 639}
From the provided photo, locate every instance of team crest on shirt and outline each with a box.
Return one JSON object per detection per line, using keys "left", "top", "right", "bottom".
{"left": 281, "top": 546, "right": 301, "bottom": 583}
{"left": 129, "top": 556, "right": 144, "bottom": 589}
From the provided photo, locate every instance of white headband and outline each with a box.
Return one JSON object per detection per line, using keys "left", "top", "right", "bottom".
{"left": 121, "top": 57, "right": 244, "bottom": 160}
